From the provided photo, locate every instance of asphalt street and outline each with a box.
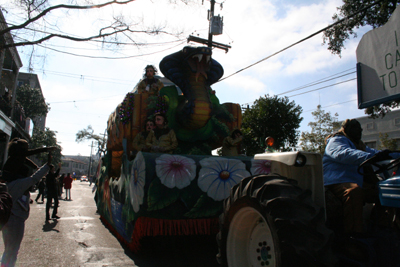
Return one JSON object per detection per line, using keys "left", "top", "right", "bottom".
{"left": 0, "top": 181, "right": 220, "bottom": 267}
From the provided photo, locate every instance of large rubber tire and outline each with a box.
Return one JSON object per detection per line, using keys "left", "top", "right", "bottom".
{"left": 217, "top": 174, "right": 336, "bottom": 267}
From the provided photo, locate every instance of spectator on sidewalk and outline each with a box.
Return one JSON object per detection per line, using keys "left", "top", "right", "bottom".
{"left": 58, "top": 173, "right": 65, "bottom": 199}
{"left": 1, "top": 152, "right": 51, "bottom": 267}
{"left": 63, "top": 173, "right": 73, "bottom": 201}
{"left": 45, "top": 163, "right": 61, "bottom": 221}
{"left": 34, "top": 177, "right": 46, "bottom": 203}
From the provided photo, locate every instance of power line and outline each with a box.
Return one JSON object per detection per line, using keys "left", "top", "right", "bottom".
{"left": 34, "top": 40, "right": 186, "bottom": 59}
{"left": 24, "top": 68, "right": 136, "bottom": 86}
{"left": 277, "top": 69, "right": 356, "bottom": 96}
{"left": 217, "top": 0, "right": 383, "bottom": 83}
{"left": 48, "top": 94, "right": 124, "bottom": 104}
{"left": 240, "top": 67, "right": 357, "bottom": 107}
{"left": 303, "top": 99, "right": 357, "bottom": 112}
{"left": 286, "top": 78, "right": 356, "bottom": 97}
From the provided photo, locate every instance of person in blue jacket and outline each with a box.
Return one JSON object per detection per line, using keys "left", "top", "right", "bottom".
{"left": 323, "top": 119, "right": 393, "bottom": 235}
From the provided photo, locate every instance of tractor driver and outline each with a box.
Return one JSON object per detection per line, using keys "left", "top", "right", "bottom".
{"left": 323, "top": 119, "right": 399, "bottom": 235}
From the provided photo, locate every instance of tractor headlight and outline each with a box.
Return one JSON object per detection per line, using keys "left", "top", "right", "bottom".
{"left": 294, "top": 153, "right": 307, "bottom": 167}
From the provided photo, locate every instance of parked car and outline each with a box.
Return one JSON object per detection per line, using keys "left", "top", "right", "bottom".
{"left": 80, "top": 176, "right": 88, "bottom": 182}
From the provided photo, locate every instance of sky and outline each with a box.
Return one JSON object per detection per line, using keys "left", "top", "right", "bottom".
{"left": 1, "top": 0, "right": 375, "bottom": 156}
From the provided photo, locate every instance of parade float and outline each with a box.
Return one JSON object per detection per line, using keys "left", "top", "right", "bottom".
{"left": 95, "top": 46, "right": 333, "bottom": 266}
{"left": 96, "top": 46, "right": 246, "bottom": 253}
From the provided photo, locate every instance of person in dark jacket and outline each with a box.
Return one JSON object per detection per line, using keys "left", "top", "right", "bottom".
{"left": 2, "top": 138, "right": 55, "bottom": 182}
{"left": 2, "top": 152, "right": 51, "bottom": 267}
{"left": 35, "top": 177, "right": 46, "bottom": 203}
{"left": 58, "top": 173, "right": 65, "bottom": 199}
{"left": 45, "top": 163, "right": 61, "bottom": 221}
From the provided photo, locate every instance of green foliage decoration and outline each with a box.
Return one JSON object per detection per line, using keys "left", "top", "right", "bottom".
{"left": 184, "top": 194, "right": 223, "bottom": 218}
{"left": 147, "top": 178, "right": 180, "bottom": 211}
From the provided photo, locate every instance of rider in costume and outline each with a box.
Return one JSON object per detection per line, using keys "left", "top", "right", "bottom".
{"left": 146, "top": 113, "right": 178, "bottom": 154}
{"left": 135, "top": 65, "right": 164, "bottom": 95}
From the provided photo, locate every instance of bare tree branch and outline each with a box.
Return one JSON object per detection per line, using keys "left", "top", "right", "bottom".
{"left": 0, "top": 0, "right": 136, "bottom": 36}
{"left": 3, "top": 27, "right": 171, "bottom": 49}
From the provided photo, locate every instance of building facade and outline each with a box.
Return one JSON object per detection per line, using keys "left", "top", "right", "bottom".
{"left": 17, "top": 72, "right": 47, "bottom": 132}
{"left": 61, "top": 157, "right": 88, "bottom": 178}
{"left": 357, "top": 109, "right": 400, "bottom": 149}
{"left": 0, "top": 10, "right": 24, "bottom": 167}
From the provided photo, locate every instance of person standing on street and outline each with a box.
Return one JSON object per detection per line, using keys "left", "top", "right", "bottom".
{"left": 63, "top": 173, "right": 73, "bottom": 201}
{"left": 45, "top": 163, "right": 61, "bottom": 221}
{"left": 58, "top": 173, "right": 65, "bottom": 199}
{"left": 0, "top": 182, "right": 12, "bottom": 230}
{"left": 1, "top": 152, "right": 51, "bottom": 267}
{"left": 34, "top": 177, "right": 46, "bottom": 203}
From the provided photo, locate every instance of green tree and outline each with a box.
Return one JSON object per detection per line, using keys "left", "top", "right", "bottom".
{"left": 323, "top": 0, "right": 399, "bottom": 57}
{"left": 323, "top": 0, "right": 400, "bottom": 119}
{"left": 300, "top": 105, "right": 340, "bottom": 154}
{"left": 16, "top": 84, "right": 50, "bottom": 118}
{"left": 241, "top": 95, "right": 303, "bottom": 156}
{"left": 378, "top": 132, "right": 397, "bottom": 150}
{"left": 76, "top": 125, "right": 106, "bottom": 156}
{"left": 30, "top": 127, "right": 62, "bottom": 165}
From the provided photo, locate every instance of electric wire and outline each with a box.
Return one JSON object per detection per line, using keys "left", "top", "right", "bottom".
{"left": 277, "top": 71, "right": 356, "bottom": 96}
{"left": 217, "top": 0, "right": 383, "bottom": 83}
{"left": 241, "top": 67, "right": 357, "bottom": 107}
{"left": 303, "top": 99, "right": 357, "bottom": 112}
{"left": 34, "top": 40, "right": 187, "bottom": 59}
{"left": 286, "top": 78, "right": 356, "bottom": 97}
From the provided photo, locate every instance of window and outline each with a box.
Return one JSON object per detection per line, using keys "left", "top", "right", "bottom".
{"left": 366, "top": 122, "right": 374, "bottom": 130}
{"left": 17, "top": 81, "right": 24, "bottom": 88}
{"left": 395, "top": 118, "right": 400, "bottom": 126}
{"left": 365, "top": 141, "right": 377, "bottom": 149}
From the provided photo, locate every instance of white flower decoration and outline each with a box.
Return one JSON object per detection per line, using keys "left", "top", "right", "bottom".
{"left": 155, "top": 154, "right": 196, "bottom": 189}
{"left": 250, "top": 159, "right": 272, "bottom": 175}
{"left": 198, "top": 157, "right": 250, "bottom": 201}
{"left": 128, "top": 152, "right": 146, "bottom": 212}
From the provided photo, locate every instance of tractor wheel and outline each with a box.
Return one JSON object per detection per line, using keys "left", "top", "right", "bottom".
{"left": 217, "top": 174, "right": 336, "bottom": 267}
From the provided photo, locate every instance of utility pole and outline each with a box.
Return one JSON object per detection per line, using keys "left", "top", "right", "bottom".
{"left": 207, "top": 0, "right": 215, "bottom": 48}
{"left": 88, "top": 141, "right": 93, "bottom": 178}
{"left": 187, "top": 0, "right": 231, "bottom": 52}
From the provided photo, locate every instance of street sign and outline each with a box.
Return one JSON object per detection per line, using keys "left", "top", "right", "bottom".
{"left": 356, "top": 6, "right": 400, "bottom": 109}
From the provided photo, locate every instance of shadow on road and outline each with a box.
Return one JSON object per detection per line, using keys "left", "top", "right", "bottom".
{"left": 42, "top": 220, "right": 59, "bottom": 233}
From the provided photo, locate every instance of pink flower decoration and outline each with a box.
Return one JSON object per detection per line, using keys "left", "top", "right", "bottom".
{"left": 156, "top": 154, "right": 196, "bottom": 189}
{"left": 250, "top": 159, "right": 272, "bottom": 175}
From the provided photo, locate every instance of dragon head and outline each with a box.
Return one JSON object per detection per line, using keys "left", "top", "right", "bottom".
{"left": 182, "top": 46, "right": 212, "bottom": 81}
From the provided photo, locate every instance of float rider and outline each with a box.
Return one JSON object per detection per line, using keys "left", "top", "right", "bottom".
{"left": 135, "top": 65, "right": 164, "bottom": 95}
{"left": 131, "top": 119, "right": 155, "bottom": 159}
{"left": 146, "top": 113, "right": 178, "bottom": 154}
{"left": 221, "top": 129, "right": 243, "bottom": 157}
